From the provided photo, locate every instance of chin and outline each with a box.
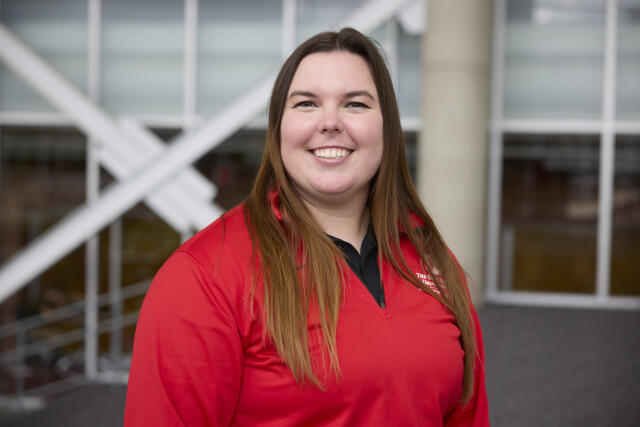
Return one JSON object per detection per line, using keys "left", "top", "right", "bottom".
{"left": 314, "top": 185, "right": 352, "bottom": 196}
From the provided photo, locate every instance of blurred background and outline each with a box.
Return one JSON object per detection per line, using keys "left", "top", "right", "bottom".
{"left": 0, "top": 0, "right": 638, "bottom": 425}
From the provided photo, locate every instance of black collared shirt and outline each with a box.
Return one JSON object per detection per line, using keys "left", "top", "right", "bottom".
{"left": 329, "top": 226, "right": 385, "bottom": 308}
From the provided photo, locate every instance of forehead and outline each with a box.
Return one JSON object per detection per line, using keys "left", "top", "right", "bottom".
{"left": 288, "top": 51, "right": 377, "bottom": 95}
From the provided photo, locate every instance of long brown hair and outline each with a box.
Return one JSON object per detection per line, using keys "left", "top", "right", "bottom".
{"left": 244, "top": 27, "right": 477, "bottom": 403}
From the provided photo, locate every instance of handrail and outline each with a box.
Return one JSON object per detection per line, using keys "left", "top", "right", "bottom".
{"left": 1, "top": 311, "right": 140, "bottom": 364}
{"left": 0, "top": 280, "right": 148, "bottom": 404}
{"left": 0, "top": 280, "right": 150, "bottom": 338}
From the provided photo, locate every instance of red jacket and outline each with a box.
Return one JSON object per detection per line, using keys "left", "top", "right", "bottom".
{"left": 124, "top": 203, "right": 490, "bottom": 426}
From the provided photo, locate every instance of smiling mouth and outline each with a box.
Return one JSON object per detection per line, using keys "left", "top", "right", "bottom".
{"left": 312, "top": 148, "right": 352, "bottom": 159}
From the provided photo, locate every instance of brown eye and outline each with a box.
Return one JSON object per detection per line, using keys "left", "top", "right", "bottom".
{"left": 293, "top": 101, "right": 317, "bottom": 108}
{"left": 346, "top": 101, "right": 370, "bottom": 109}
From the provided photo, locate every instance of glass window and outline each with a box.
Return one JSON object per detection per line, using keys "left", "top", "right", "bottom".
{"left": 195, "top": 129, "right": 265, "bottom": 210}
{"left": 101, "top": 0, "right": 183, "bottom": 115}
{"left": 296, "top": 0, "right": 366, "bottom": 43}
{"left": 503, "top": 0, "right": 605, "bottom": 119}
{"left": 617, "top": 0, "right": 640, "bottom": 120}
{"left": 404, "top": 131, "right": 418, "bottom": 181}
{"left": 611, "top": 135, "right": 640, "bottom": 296}
{"left": 500, "top": 133, "right": 600, "bottom": 293}
{"left": 0, "top": 0, "right": 88, "bottom": 112}
{"left": 198, "top": 0, "right": 281, "bottom": 116}
{"left": 0, "top": 126, "right": 87, "bottom": 391}
{"left": 397, "top": 23, "right": 421, "bottom": 118}
{"left": 0, "top": 127, "right": 86, "bottom": 262}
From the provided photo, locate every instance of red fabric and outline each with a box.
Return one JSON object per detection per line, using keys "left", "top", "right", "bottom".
{"left": 124, "top": 204, "right": 490, "bottom": 426}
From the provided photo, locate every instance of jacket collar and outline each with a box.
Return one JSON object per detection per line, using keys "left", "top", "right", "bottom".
{"left": 268, "top": 188, "right": 284, "bottom": 221}
{"left": 400, "top": 212, "right": 425, "bottom": 233}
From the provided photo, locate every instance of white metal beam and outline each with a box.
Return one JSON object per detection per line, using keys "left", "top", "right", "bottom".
{"left": 183, "top": 0, "right": 198, "bottom": 128}
{"left": 595, "top": 0, "right": 617, "bottom": 302}
{"left": 117, "top": 116, "right": 215, "bottom": 203}
{"left": 85, "top": 135, "right": 100, "bottom": 381}
{"left": 485, "top": 0, "right": 506, "bottom": 296}
{"left": 398, "top": 0, "right": 424, "bottom": 35}
{"left": 108, "top": 218, "right": 123, "bottom": 363}
{"left": 282, "top": 0, "right": 296, "bottom": 58}
{"left": 497, "top": 119, "right": 602, "bottom": 134}
{"left": 385, "top": 18, "right": 399, "bottom": 89}
{"left": 0, "top": 0, "right": 422, "bottom": 301}
{"left": 85, "top": 0, "right": 102, "bottom": 381}
{"left": 486, "top": 290, "right": 640, "bottom": 311}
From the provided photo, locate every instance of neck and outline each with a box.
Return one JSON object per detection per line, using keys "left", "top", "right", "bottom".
{"left": 302, "top": 194, "right": 370, "bottom": 253}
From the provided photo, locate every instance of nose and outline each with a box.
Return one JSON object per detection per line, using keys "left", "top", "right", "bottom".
{"left": 318, "top": 106, "right": 343, "bottom": 133}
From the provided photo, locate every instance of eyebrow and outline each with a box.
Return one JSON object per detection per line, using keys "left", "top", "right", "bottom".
{"left": 345, "top": 90, "right": 375, "bottom": 100}
{"left": 288, "top": 90, "right": 317, "bottom": 99}
{"left": 287, "top": 90, "right": 376, "bottom": 100}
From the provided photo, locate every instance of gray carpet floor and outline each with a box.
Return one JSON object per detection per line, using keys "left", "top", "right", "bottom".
{"left": 480, "top": 305, "right": 640, "bottom": 427}
{"left": 2, "top": 304, "right": 639, "bottom": 426}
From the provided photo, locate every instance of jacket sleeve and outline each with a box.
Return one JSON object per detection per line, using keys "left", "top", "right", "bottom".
{"left": 124, "top": 251, "right": 244, "bottom": 426}
{"left": 445, "top": 304, "right": 490, "bottom": 426}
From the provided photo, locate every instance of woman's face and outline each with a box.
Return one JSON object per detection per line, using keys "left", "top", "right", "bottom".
{"left": 280, "top": 50, "right": 384, "bottom": 209}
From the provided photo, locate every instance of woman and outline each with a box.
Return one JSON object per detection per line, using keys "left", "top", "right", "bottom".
{"left": 125, "top": 28, "right": 489, "bottom": 426}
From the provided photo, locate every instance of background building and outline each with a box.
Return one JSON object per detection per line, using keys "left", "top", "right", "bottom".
{"left": 0, "top": 0, "right": 638, "bottom": 423}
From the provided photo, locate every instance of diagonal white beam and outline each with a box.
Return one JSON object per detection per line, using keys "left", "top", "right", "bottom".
{"left": 0, "top": 22, "right": 219, "bottom": 232}
{"left": 117, "top": 117, "right": 215, "bottom": 203}
{"left": 0, "top": 74, "right": 275, "bottom": 301}
{"left": 0, "top": 0, "right": 417, "bottom": 301}
{"left": 98, "top": 134, "right": 191, "bottom": 234}
{"left": 115, "top": 117, "right": 220, "bottom": 230}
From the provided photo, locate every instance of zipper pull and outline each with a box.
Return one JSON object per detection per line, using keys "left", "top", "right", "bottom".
{"left": 380, "top": 301, "right": 386, "bottom": 308}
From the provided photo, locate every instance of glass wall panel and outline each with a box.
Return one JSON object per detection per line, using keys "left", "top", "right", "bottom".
{"left": 0, "top": 127, "right": 87, "bottom": 392}
{"left": 503, "top": 0, "right": 604, "bottom": 119}
{"left": 0, "top": 126, "right": 87, "bottom": 316}
{"left": 398, "top": 23, "right": 421, "bottom": 118}
{"left": 198, "top": 0, "right": 281, "bottom": 116}
{"left": 500, "top": 133, "right": 600, "bottom": 293}
{"left": 101, "top": 0, "right": 183, "bottom": 114}
{"left": 611, "top": 136, "right": 640, "bottom": 296}
{"left": 0, "top": 0, "right": 88, "bottom": 112}
{"left": 617, "top": 0, "right": 640, "bottom": 120}
{"left": 296, "top": 0, "right": 366, "bottom": 43}
{"left": 0, "top": 127, "right": 86, "bottom": 262}
{"left": 195, "top": 129, "right": 264, "bottom": 210}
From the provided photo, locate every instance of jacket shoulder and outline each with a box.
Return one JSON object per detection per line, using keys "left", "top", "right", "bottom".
{"left": 177, "top": 204, "right": 253, "bottom": 275}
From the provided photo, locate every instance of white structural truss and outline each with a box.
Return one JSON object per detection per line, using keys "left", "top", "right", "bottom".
{"left": 0, "top": 24, "right": 219, "bottom": 235}
{"left": 0, "top": 0, "right": 421, "bottom": 301}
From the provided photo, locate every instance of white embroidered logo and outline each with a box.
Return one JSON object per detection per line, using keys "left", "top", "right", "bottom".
{"left": 415, "top": 271, "right": 441, "bottom": 295}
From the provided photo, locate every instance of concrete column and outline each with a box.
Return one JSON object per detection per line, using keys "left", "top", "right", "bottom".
{"left": 418, "top": 0, "right": 492, "bottom": 305}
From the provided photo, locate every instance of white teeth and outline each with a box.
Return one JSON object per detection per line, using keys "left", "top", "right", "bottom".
{"left": 313, "top": 148, "right": 350, "bottom": 159}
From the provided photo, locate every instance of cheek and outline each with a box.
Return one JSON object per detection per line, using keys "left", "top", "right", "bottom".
{"left": 280, "top": 112, "right": 315, "bottom": 151}
{"left": 346, "top": 114, "right": 384, "bottom": 151}
{"left": 363, "top": 117, "right": 384, "bottom": 170}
